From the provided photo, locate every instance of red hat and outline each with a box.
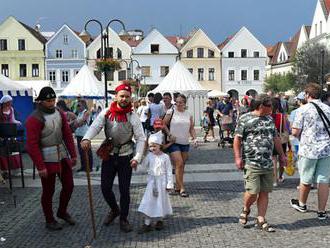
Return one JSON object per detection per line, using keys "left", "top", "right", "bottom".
{"left": 115, "top": 84, "right": 131, "bottom": 94}
{"left": 153, "top": 118, "right": 164, "bottom": 129}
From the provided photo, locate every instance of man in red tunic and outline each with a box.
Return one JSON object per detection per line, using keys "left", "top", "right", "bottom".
{"left": 26, "top": 87, "right": 77, "bottom": 231}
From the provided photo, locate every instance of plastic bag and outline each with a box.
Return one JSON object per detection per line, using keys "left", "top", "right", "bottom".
{"left": 284, "top": 149, "right": 295, "bottom": 176}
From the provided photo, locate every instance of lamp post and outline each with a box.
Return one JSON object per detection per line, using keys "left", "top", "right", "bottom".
{"left": 321, "top": 49, "right": 325, "bottom": 91}
{"left": 128, "top": 57, "right": 141, "bottom": 79}
{"left": 84, "top": 19, "right": 127, "bottom": 107}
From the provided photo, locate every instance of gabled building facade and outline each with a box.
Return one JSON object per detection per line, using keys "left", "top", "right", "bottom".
{"left": 266, "top": 25, "right": 310, "bottom": 76}
{"left": 309, "top": 0, "right": 330, "bottom": 42}
{"left": 45, "top": 24, "right": 86, "bottom": 92}
{"left": 219, "top": 26, "right": 267, "bottom": 98}
{"left": 180, "top": 29, "right": 221, "bottom": 91}
{"left": 132, "top": 28, "right": 179, "bottom": 86}
{"left": 86, "top": 27, "right": 131, "bottom": 91}
{"left": 0, "top": 16, "right": 46, "bottom": 81}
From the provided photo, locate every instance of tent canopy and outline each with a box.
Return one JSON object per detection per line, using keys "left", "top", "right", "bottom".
{"left": 0, "top": 74, "right": 32, "bottom": 96}
{"left": 151, "top": 61, "right": 207, "bottom": 96}
{"left": 16, "top": 80, "right": 51, "bottom": 98}
{"left": 207, "top": 90, "right": 228, "bottom": 98}
{"left": 58, "top": 65, "right": 105, "bottom": 99}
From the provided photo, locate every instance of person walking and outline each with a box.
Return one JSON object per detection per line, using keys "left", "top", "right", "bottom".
{"left": 290, "top": 83, "right": 330, "bottom": 220}
{"left": 137, "top": 131, "right": 173, "bottom": 234}
{"left": 25, "top": 87, "right": 77, "bottom": 231}
{"left": 234, "top": 94, "right": 286, "bottom": 232}
{"left": 80, "top": 83, "right": 145, "bottom": 232}
{"left": 163, "top": 94, "right": 197, "bottom": 198}
{"left": 205, "top": 99, "right": 215, "bottom": 141}
{"left": 74, "top": 99, "right": 93, "bottom": 172}
{"left": 136, "top": 99, "right": 149, "bottom": 133}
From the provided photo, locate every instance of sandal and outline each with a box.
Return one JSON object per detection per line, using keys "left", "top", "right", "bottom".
{"left": 169, "top": 189, "right": 180, "bottom": 195}
{"left": 180, "top": 191, "right": 189, "bottom": 198}
{"left": 239, "top": 208, "right": 250, "bottom": 225}
{"left": 255, "top": 219, "right": 275, "bottom": 232}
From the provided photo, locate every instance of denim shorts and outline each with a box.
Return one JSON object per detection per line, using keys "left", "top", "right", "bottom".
{"left": 298, "top": 156, "right": 330, "bottom": 184}
{"left": 167, "top": 143, "right": 190, "bottom": 153}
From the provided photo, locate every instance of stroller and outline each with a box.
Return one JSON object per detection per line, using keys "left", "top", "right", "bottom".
{"left": 216, "top": 115, "right": 234, "bottom": 148}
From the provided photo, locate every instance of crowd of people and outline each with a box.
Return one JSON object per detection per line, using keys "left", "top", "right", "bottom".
{"left": 1, "top": 81, "right": 330, "bottom": 234}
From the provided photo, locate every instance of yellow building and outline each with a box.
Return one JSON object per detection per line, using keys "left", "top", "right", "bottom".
{"left": 0, "top": 16, "right": 46, "bottom": 80}
{"left": 180, "top": 29, "right": 222, "bottom": 91}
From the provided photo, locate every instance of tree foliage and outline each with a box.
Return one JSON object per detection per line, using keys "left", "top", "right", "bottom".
{"left": 264, "top": 73, "right": 296, "bottom": 93}
{"left": 293, "top": 42, "right": 330, "bottom": 90}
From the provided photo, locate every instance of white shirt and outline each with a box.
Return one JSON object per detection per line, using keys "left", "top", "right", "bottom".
{"left": 136, "top": 105, "right": 149, "bottom": 122}
{"left": 168, "top": 108, "right": 191, "bottom": 145}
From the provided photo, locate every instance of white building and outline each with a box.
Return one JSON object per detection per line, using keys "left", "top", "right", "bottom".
{"left": 131, "top": 28, "right": 179, "bottom": 87}
{"left": 309, "top": 0, "right": 330, "bottom": 43}
{"left": 219, "top": 26, "right": 267, "bottom": 98}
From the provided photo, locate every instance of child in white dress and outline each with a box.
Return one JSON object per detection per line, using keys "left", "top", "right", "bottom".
{"left": 138, "top": 131, "right": 174, "bottom": 233}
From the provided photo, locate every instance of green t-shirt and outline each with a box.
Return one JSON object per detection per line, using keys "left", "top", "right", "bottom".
{"left": 235, "top": 112, "right": 276, "bottom": 170}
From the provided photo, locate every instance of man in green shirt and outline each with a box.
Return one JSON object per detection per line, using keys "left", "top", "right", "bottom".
{"left": 234, "top": 94, "right": 286, "bottom": 232}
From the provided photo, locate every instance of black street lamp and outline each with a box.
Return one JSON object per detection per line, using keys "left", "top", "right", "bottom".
{"left": 321, "top": 49, "right": 325, "bottom": 91}
{"left": 128, "top": 57, "right": 141, "bottom": 79}
{"left": 83, "top": 19, "right": 127, "bottom": 107}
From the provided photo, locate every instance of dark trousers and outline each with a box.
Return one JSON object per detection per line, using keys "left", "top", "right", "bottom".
{"left": 40, "top": 161, "right": 74, "bottom": 223}
{"left": 76, "top": 136, "right": 93, "bottom": 171}
{"left": 101, "top": 155, "right": 132, "bottom": 220}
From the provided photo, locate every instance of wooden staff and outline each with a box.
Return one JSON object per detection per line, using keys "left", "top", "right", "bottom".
{"left": 84, "top": 150, "right": 97, "bottom": 239}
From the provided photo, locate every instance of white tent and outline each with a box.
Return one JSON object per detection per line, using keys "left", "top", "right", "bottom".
{"left": 151, "top": 61, "right": 207, "bottom": 96}
{"left": 0, "top": 74, "right": 32, "bottom": 96}
{"left": 207, "top": 90, "right": 228, "bottom": 98}
{"left": 151, "top": 61, "right": 208, "bottom": 125}
{"left": 58, "top": 65, "right": 105, "bottom": 99}
{"left": 15, "top": 80, "right": 51, "bottom": 98}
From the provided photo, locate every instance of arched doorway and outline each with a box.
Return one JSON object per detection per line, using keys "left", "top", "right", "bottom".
{"left": 227, "top": 89, "right": 239, "bottom": 100}
{"left": 246, "top": 89, "right": 258, "bottom": 98}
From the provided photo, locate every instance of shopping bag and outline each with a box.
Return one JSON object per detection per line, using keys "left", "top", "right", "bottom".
{"left": 284, "top": 149, "right": 295, "bottom": 176}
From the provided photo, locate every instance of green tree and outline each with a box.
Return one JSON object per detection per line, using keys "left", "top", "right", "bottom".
{"left": 293, "top": 42, "right": 330, "bottom": 90}
{"left": 264, "top": 73, "right": 296, "bottom": 93}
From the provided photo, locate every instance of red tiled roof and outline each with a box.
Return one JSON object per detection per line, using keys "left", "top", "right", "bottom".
{"left": 217, "top": 35, "right": 233, "bottom": 50}
{"left": 166, "top": 36, "right": 187, "bottom": 48}
{"left": 120, "top": 36, "right": 142, "bottom": 47}
{"left": 325, "top": 0, "right": 330, "bottom": 13}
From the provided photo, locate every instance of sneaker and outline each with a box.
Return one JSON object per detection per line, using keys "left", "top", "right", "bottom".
{"left": 120, "top": 219, "right": 133, "bottom": 233}
{"left": 137, "top": 224, "right": 153, "bottom": 234}
{"left": 45, "top": 220, "right": 63, "bottom": 231}
{"left": 154, "top": 220, "right": 164, "bottom": 231}
{"left": 290, "top": 199, "right": 307, "bottom": 213}
{"left": 317, "top": 211, "right": 328, "bottom": 220}
{"left": 278, "top": 176, "right": 285, "bottom": 183}
{"left": 273, "top": 182, "right": 278, "bottom": 187}
{"left": 103, "top": 209, "right": 120, "bottom": 226}
{"left": 57, "top": 213, "right": 76, "bottom": 225}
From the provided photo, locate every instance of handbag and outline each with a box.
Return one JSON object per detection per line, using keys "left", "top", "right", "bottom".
{"left": 222, "top": 115, "right": 233, "bottom": 125}
{"left": 279, "top": 114, "right": 289, "bottom": 144}
{"left": 284, "top": 148, "right": 295, "bottom": 176}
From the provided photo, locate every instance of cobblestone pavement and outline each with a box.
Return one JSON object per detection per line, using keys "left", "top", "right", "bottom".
{"left": 1, "top": 140, "right": 330, "bottom": 247}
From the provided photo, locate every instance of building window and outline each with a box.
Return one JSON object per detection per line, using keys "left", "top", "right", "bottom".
{"left": 188, "top": 68, "right": 193, "bottom": 74}
{"left": 187, "top": 49, "right": 193, "bottom": 58}
{"left": 253, "top": 51, "right": 260, "bottom": 58}
{"left": 208, "top": 49, "right": 215, "bottom": 58}
{"left": 315, "top": 23, "right": 317, "bottom": 37}
{"left": 254, "top": 70, "right": 260, "bottom": 81}
{"left": 118, "top": 70, "right": 126, "bottom": 80}
{"left": 105, "top": 47, "right": 113, "bottom": 58}
{"left": 71, "top": 49, "right": 78, "bottom": 58}
{"left": 141, "top": 66, "right": 151, "bottom": 77}
{"left": 49, "top": 71, "right": 56, "bottom": 82}
{"left": 32, "top": 64, "right": 39, "bottom": 77}
{"left": 56, "top": 50, "right": 63, "bottom": 58}
{"left": 62, "top": 70, "right": 69, "bottom": 82}
{"left": 198, "top": 68, "right": 204, "bottom": 81}
{"left": 320, "top": 21, "right": 323, "bottom": 34}
{"left": 160, "top": 66, "right": 169, "bottom": 77}
{"left": 197, "top": 48, "right": 204, "bottom": 58}
{"left": 18, "top": 39, "right": 25, "bottom": 51}
{"left": 209, "top": 68, "right": 215, "bottom": 81}
{"left": 1, "top": 64, "right": 9, "bottom": 77}
{"left": 241, "top": 70, "right": 247, "bottom": 81}
{"left": 74, "top": 69, "right": 79, "bottom": 75}
{"left": 117, "top": 48, "right": 122, "bottom": 59}
{"left": 94, "top": 71, "right": 101, "bottom": 81}
{"left": 63, "top": 35, "right": 68, "bottom": 44}
{"left": 0, "top": 39, "right": 7, "bottom": 51}
{"left": 228, "top": 70, "right": 235, "bottom": 81}
{"left": 151, "top": 44, "right": 159, "bottom": 54}
{"left": 228, "top": 52, "right": 234, "bottom": 58}
{"left": 241, "top": 49, "right": 247, "bottom": 58}
{"left": 19, "top": 64, "right": 27, "bottom": 77}
{"left": 106, "top": 71, "right": 114, "bottom": 81}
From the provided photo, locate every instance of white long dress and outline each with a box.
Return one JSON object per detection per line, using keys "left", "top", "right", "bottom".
{"left": 138, "top": 152, "right": 174, "bottom": 218}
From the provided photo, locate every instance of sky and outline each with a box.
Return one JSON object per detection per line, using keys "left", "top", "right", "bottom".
{"left": 0, "top": 0, "right": 317, "bottom": 46}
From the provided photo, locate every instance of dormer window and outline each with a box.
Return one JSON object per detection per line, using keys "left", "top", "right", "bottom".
{"left": 63, "top": 35, "right": 68, "bottom": 45}
{"left": 197, "top": 48, "right": 204, "bottom": 58}
{"left": 151, "top": 44, "right": 159, "bottom": 54}
{"left": 117, "top": 48, "right": 122, "bottom": 59}
{"left": 241, "top": 49, "right": 247, "bottom": 58}
{"left": 208, "top": 49, "right": 215, "bottom": 58}
{"left": 187, "top": 49, "right": 193, "bottom": 58}
{"left": 228, "top": 52, "right": 234, "bottom": 58}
